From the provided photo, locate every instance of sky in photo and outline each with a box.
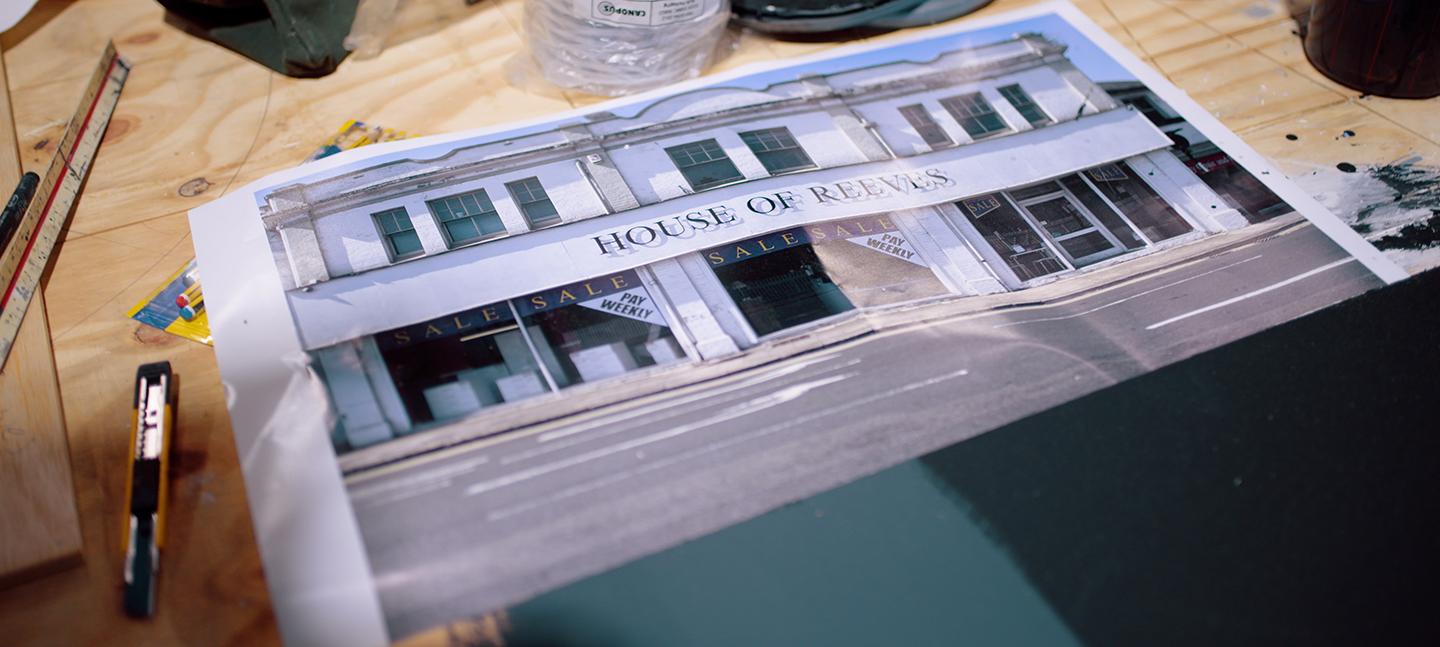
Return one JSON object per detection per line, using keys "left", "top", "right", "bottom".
{"left": 258, "top": 12, "right": 1138, "bottom": 205}
{"left": 613, "top": 13, "right": 1138, "bottom": 116}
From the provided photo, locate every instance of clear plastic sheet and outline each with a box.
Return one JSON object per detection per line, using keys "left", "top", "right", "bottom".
{"left": 522, "top": 0, "right": 732, "bottom": 96}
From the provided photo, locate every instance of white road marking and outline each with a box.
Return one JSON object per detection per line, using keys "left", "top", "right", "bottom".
{"left": 350, "top": 455, "right": 491, "bottom": 506}
{"left": 534, "top": 356, "right": 860, "bottom": 445}
{"left": 995, "top": 255, "right": 1264, "bottom": 328}
{"left": 483, "top": 368, "right": 971, "bottom": 521}
{"left": 1145, "top": 257, "right": 1357, "bottom": 331}
{"left": 504, "top": 362, "right": 862, "bottom": 465}
{"left": 466, "top": 372, "right": 857, "bottom": 498}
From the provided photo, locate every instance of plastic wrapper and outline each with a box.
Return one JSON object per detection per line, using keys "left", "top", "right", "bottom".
{"left": 522, "top": 0, "right": 732, "bottom": 96}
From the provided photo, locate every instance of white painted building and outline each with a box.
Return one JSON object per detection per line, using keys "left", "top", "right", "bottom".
{"left": 258, "top": 35, "right": 1251, "bottom": 448}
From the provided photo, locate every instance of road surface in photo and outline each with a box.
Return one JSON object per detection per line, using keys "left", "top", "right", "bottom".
{"left": 346, "top": 223, "right": 1380, "bottom": 637}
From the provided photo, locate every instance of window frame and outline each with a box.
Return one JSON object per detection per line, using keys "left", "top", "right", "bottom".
{"left": 665, "top": 139, "right": 746, "bottom": 192}
{"left": 505, "top": 176, "right": 562, "bottom": 229}
{"left": 997, "top": 84, "right": 1052, "bottom": 127}
{"left": 371, "top": 207, "right": 424, "bottom": 262}
{"left": 898, "top": 104, "right": 954, "bottom": 149}
{"left": 940, "top": 92, "right": 1011, "bottom": 139}
{"left": 426, "top": 189, "right": 508, "bottom": 250}
{"left": 739, "top": 127, "right": 817, "bottom": 175}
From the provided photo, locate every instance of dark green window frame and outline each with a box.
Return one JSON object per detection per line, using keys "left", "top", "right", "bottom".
{"left": 427, "top": 189, "right": 506, "bottom": 249}
{"left": 506, "top": 177, "right": 560, "bottom": 228}
{"left": 739, "top": 127, "right": 816, "bottom": 175}
{"left": 373, "top": 207, "right": 423, "bottom": 261}
{"left": 941, "top": 92, "right": 1010, "bottom": 139}
{"left": 666, "top": 139, "right": 745, "bottom": 191}
{"left": 898, "top": 104, "right": 954, "bottom": 148}
{"left": 998, "top": 84, "right": 1051, "bottom": 127}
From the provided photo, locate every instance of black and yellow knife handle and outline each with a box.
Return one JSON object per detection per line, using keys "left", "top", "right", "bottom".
{"left": 123, "top": 361, "right": 173, "bottom": 618}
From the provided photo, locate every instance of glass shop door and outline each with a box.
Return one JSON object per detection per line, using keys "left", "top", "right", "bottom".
{"left": 1016, "top": 189, "right": 1128, "bottom": 267}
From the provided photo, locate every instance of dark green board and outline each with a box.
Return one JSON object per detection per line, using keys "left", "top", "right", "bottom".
{"left": 502, "top": 267, "right": 1440, "bottom": 646}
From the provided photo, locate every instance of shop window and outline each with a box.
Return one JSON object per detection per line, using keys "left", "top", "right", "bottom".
{"left": 666, "top": 139, "right": 745, "bottom": 191}
{"left": 708, "top": 233, "right": 853, "bottom": 337}
{"left": 1182, "top": 152, "right": 1293, "bottom": 223}
{"left": 373, "top": 207, "right": 423, "bottom": 261}
{"left": 941, "top": 92, "right": 1009, "bottom": 139}
{"left": 1085, "top": 162, "right": 1194, "bottom": 242}
{"left": 506, "top": 177, "right": 560, "bottom": 228}
{"left": 376, "top": 302, "right": 550, "bottom": 425}
{"left": 1058, "top": 175, "right": 1146, "bottom": 249}
{"left": 705, "top": 216, "right": 950, "bottom": 337}
{"left": 958, "top": 194, "right": 1068, "bottom": 281}
{"left": 428, "top": 190, "right": 506, "bottom": 248}
{"left": 898, "top": 104, "right": 953, "bottom": 148}
{"left": 998, "top": 84, "right": 1050, "bottom": 127}
{"left": 740, "top": 127, "right": 816, "bottom": 175}
{"left": 516, "top": 270, "right": 684, "bottom": 388}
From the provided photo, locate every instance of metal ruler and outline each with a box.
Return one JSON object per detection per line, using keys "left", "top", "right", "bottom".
{"left": 0, "top": 43, "right": 130, "bottom": 369}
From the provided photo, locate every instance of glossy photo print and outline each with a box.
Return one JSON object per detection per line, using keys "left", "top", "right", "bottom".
{"left": 188, "top": 2, "right": 1406, "bottom": 644}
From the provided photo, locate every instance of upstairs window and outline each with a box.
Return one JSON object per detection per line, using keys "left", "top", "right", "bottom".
{"left": 739, "top": 127, "right": 816, "bottom": 175}
{"left": 898, "top": 104, "right": 954, "bottom": 148}
{"left": 941, "top": 92, "right": 1009, "bottom": 139}
{"left": 506, "top": 177, "right": 560, "bottom": 228}
{"left": 373, "top": 208, "right": 423, "bottom": 261}
{"left": 428, "top": 190, "right": 506, "bottom": 248}
{"left": 666, "top": 139, "right": 744, "bottom": 191}
{"left": 998, "top": 84, "right": 1051, "bottom": 127}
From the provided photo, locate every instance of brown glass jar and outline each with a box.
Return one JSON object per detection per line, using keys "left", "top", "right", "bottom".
{"left": 1304, "top": 0, "right": 1440, "bottom": 99}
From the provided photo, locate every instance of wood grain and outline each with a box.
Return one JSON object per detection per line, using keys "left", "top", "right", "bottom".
{"left": 0, "top": 0, "right": 1431, "bottom": 644}
{"left": 0, "top": 41, "right": 82, "bottom": 590}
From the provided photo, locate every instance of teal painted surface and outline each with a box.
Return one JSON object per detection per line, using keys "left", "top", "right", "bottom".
{"left": 504, "top": 461, "right": 1079, "bottom": 647}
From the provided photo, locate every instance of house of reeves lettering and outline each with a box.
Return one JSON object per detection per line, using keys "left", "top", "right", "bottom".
{"left": 257, "top": 34, "right": 1276, "bottom": 449}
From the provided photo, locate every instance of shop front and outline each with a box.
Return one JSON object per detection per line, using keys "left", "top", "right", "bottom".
{"left": 957, "top": 161, "right": 1197, "bottom": 283}
{"left": 704, "top": 214, "right": 952, "bottom": 338}
{"left": 365, "top": 269, "right": 685, "bottom": 428}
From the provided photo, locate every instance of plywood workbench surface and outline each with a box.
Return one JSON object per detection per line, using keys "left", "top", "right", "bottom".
{"left": 0, "top": 0, "right": 1433, "bottom": 644}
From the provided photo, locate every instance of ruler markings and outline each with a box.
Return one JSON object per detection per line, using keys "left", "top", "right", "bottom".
{"left": 0, "top": 46, "right": 129, "bottom": 368}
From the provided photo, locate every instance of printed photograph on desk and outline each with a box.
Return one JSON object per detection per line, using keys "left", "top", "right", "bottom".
{"left": 187, "top": 2, "right": 1409, "bottom": 644}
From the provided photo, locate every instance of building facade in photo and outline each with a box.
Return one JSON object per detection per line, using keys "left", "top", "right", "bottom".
{"left": 258, "top": 35, "right": 1260, "bottom": 450}
{"left": 1100, "top": 80, "right": 1294, "bottom": 223}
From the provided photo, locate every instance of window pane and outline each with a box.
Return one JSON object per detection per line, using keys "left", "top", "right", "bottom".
{"left": 1086, "top": 162, "right": 1194, "bottom": 242}
{"left": 522, "top": 198, "right": 559, "bottom": 225}
{"left": 516, "top": 270, "right": 683, "bottom": 388}
{"left": 445, "top": 218, "right": 480, "bottom": 243}
{"left": 1055, "top": 230, "right": 1113, "bottom": 259}
{"left": 475, "top": 210, "right": 505, "bottom": 236}
{"left": 688, "top": 159, "right": 743, "bottom": 190}
{"left": 742, "top": 128, "right": 815, "bottom": 174}
{"left": 999, "top": 84, "right": 1049, "bottom": 126}
{"left": 703, "top": 217, "right": 950, "bottom": 337}
{"left": 944, "top": 93, "right": 1008, "bottom": 138}
{"left": 460, "top": 194, "right": 481, "bottom": 215}
{"left": 373, "top": 302, "right": 549, "bottom": 426}
{"left": 1059, "top": 175, "right": 1145, "bottom": 249}
{"left": 667, "top": 140, "right": 745, "bottom": 190}
{"left": 958, "top": 194, "right": 1067, "bottom": 281}
{"left": 1025, "top": 198, "right": 1091, "bottom": 237}
{"left": 899, "top": 104, "right": 952, "bottom": 148}
{"left": 390, "top": 230, "right": 423, "bottom": 257}
{"left": 708, "top": 236, "right": 853, "bottom": 337}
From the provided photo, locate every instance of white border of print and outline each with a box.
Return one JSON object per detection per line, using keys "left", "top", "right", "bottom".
{"left": 189, "top": 3, "right": 1409, "bottom": 645}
